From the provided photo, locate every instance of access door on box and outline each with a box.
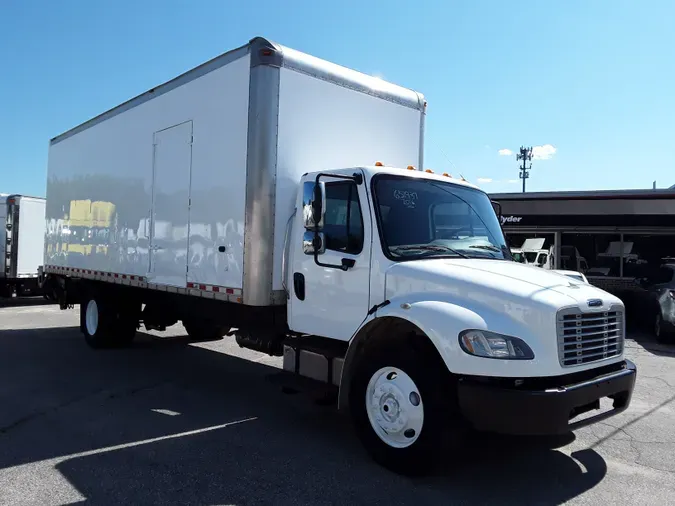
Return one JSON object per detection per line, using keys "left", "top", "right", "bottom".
{"left": 148, "top": 121, "right": 193, "bottom": 287}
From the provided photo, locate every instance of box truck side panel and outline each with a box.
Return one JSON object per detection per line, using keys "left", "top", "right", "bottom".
{"left": 0, "top": 198, "right": 6, "bottom": 279}
{"left": 273, "top": 68, "right": 423, "bottom": 291}
{"left": 46, "top": 53, "right": 251, "bottom": 289}
{"left": 16, "top": 197, "right": 46, "bottom": 277}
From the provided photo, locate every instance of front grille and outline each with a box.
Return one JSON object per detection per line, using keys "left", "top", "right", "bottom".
{"left": 557, "top": 306, "right": 624, "bottom": 368}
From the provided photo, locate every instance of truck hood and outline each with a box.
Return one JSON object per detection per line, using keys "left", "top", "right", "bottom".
{"left": 385, "top": 258, "right": 621, "bottom": 312}
{"left": 383, "top": 258, "right": 625, "bottom": 379}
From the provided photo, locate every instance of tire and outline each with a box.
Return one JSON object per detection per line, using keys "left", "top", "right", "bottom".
{"left": 183, "top": 319, "right": 228, "bottom": 342}
{"left": 654, "top": 311, "right": 675, "bottom": 344}
{"left": 349, "top": 340, "right": 460, "bottom": 476}
{"left": 80, "top": 294, "right": 138, "bottom": 349}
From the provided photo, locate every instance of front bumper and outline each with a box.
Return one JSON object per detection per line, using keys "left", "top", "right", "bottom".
{"left": 457, "top": 360, "right": 637, "bottom": 436}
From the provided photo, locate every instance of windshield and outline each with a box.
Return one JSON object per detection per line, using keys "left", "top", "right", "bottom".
{"left": 373, "top": 175, "right": 509, "bottom": 260}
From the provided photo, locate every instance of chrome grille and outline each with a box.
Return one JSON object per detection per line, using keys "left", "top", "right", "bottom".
{"left": 557, "top": 307, "right": 624, "bottom": 367}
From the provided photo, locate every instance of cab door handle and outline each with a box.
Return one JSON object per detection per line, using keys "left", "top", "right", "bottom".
{"left": 293, "top": 272, "right": 305, "bottom": 301}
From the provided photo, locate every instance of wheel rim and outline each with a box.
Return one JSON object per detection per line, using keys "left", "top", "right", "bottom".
{"left": 655, "top": 313, "right": 661, "bottom": 337}
{"left": 85, "top": 299, "right": 99, "bottom": 336}
{"left": 365, "top": 366, "right": 424, "bottom": 449}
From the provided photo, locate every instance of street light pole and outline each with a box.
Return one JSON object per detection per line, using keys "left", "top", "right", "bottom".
{"left": 517, "top": 146, "right": 533, "bottom": 193}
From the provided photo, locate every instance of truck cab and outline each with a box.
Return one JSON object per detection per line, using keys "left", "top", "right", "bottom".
{"left": 286, "top": 165, "right": 636, "bottom": 474}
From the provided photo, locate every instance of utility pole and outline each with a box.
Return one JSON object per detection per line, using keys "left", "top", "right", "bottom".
{"left": 517, "top": 146, "right": 533, "bottom": 193}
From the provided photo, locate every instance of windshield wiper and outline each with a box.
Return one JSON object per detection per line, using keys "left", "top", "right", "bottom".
{"left": 466, "top": 244, "right": 506, "bottom": 259}
{"left": 468, "top": 245, "right": 502, "bottom": 253}
{"left": 390, "top": 244, "right": 470, "bottom": 259}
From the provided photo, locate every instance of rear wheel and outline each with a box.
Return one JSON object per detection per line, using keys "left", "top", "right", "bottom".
{"left": 80, "top": 294, "right": 138, "bottom": 349}
{"left": 349, "top": 341, "right": 460, "bottom": 476}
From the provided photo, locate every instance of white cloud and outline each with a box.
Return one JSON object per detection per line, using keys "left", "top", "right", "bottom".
{"left": 507, "top": 179, "right": 519, "bottom": 184}
{"left": 532, "top": 144, "right": 557, "bottom": 160}
{"left": 498, "top": 148, "right": 513, "bottom": 156}
{"left": 477, "top": 177, "right": 493, "bottom": 183}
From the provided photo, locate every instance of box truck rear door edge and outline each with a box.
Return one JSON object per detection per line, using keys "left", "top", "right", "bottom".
{"left": 16, "top": 197, "right": 46, "bottom": 277}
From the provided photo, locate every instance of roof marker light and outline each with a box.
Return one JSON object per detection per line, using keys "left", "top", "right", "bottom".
{"left": 442, "top": 173, "right": 451, "bottom": 177}
{"left": 407, "top": 165, "right": 416, "bottom": 171}
{"left": 425, "top": 169, "right": 434, "bottom": 174}
{"left": 375, "top": 161, "right": 384, "bottom": 167}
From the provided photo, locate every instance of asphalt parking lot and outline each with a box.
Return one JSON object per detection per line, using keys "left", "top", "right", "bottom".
{"left": 1, "top": 299, "right": 674, "bottom": 506}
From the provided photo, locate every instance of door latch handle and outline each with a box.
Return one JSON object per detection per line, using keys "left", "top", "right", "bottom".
{"left": 293, "top": 273, "right": 305, "bottom": 300}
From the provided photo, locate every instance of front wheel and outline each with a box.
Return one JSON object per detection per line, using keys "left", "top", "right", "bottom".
{"left": 349, "top": 344, "right": 460, "bottom": 476}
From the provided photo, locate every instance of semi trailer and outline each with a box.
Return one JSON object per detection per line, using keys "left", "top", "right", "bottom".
{"left": 42, "top": 37, "right": 636, "bottom": 475}
{"left": 1, "top": 194, "right": 46, "bottom": 297}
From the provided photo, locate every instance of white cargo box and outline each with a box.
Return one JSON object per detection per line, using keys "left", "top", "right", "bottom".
{"left": 45, "top": 37, "right": 426, "bottom": 306}
{"left": 1, "top": 194, "right": 46, "bottom": 280}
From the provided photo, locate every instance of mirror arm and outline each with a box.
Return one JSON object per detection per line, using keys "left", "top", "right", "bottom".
{"left": 314, "top": 172, "right": 363, "bottom": 186}
{"left": 313, "top": 251, "right": 352, "bottom": 271}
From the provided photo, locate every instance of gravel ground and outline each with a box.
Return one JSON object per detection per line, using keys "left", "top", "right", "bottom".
{"left": 0, "top": 298, "right": 673, "bottom": 506}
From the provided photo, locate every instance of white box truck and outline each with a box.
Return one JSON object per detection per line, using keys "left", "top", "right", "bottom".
{"left": 42, "top": 37, "right": 636, "bottom": 475}
{"left": 1, "top": 194, "right": 46, "bottom": 297}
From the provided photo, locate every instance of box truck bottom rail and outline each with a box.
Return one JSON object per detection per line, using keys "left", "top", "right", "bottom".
{"left": 43, "top": 276, "right": 288, "bottom": 350}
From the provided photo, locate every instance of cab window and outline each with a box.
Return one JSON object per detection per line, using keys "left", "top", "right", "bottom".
{"left": 322, "top": 182, "right": 364, "bottom": 254}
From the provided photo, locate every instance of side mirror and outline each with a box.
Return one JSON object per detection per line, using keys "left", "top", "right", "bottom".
{"left": 302, "top": 181, "right": 326, "bottom": 230}
{"left": 303, "top": 231, "right": 326, "bottom": 255}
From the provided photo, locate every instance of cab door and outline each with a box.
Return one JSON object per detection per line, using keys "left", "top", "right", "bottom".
{"left": 288, "top": 172, "right": 372, "bottom": 341}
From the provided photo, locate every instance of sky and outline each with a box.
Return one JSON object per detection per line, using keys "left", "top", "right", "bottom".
{"left": 1, "top": 0, "right": 674, "bottom": 197}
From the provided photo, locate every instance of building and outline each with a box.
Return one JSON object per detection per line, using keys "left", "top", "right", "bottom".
{"left": 490, "top": 188, "right": 675, "bottom": 295}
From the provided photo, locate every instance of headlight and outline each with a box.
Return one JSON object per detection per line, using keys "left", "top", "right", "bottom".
{"left": 459, "top": 329, "right": 534, "bottom": 360}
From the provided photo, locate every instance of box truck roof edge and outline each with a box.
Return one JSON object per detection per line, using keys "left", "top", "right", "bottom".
{"left": 50, "top": 36, "right": 426, "bottom": 147}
